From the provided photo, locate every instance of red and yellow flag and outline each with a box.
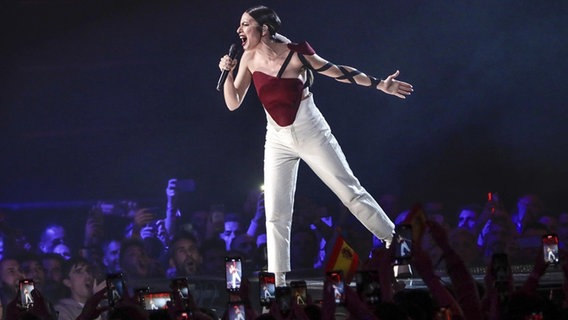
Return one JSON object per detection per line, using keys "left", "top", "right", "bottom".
{"left": 325, "top": 235, "right": 359, "bottom": 284}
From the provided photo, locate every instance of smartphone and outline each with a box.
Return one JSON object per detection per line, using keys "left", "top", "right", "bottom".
{"left": 394, "top": 224, "right": 413, "bottom": 264}
{"left": 225, "top": 257, "right": 242, "bottom": 292}
{"left": 542, "top": 233, "right": 560, "bottom": 265}
{"left": 170, "top": 277, "right": 191, "bottom": 309}
{"left": 326, "top": 271, "right": 345, "bottom": 305}
{"left": 355, "top": 270, "right": 381, "bottom": 305}
{"left": 141, "top": 292, "right": 171, "bottom": 311}
{"left": 19, "top": 279, "right": 35, "bottom": 309}
{"left": 134, "top": 287, "right": 150, "bottom": 307}
{"left": 491, "top": 253, "right": 510, "bottom": 286}
{"left": 227, "top": 301, "right": 246, "bottom": 320}
{"left": 106, "top": 273, "right": 126, "bottom": 307}
{"left": 290, "top": 280, "right": 307, "bottom": 306}
{"left": 275, "top": 286, "right": 292, "bottom": 313}
{"left": 259, "top": 272, "right": 276, "bottom": 306}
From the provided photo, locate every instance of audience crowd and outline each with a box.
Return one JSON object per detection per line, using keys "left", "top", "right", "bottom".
{"left": 0, "top": 179, "right": 567, "bottom": 319}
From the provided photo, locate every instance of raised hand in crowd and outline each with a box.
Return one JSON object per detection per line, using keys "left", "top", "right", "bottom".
{"left": 411, "top": 221, "right": 465, "bottom": 319}
{"left": 426, "top": 220, "right": 483, "bottom": 320}
{"left": 365, "top": 246, "right": 396, "bottom": 304}
{"left": 220, "top": 278, "right": 258, "bottom": 320}
{"left": 75, "top": 287, "right": 108, "bottom": 320}
{"left": 5, "top": 288, "right": 57, "bottom": 320}
{"left": 131, "top": 208, "right": 157, "bottom": 239}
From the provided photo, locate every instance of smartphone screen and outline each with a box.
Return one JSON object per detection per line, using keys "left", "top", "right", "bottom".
{"left": 542, "top": 233, "right": 560, "bottom": 265}
{"left": 275, "top": 286, "right": 292, "bottom": 313}
{"left": 19, "top": 279, "right": 35, "bottom": 309}
{"left": 106, "top": 273, "right": 126, "bottom": 307}
{"left": 170, "top": 277, "right": 191, "bottom": 310}
{"left": 355, "top": 270, "right": 381, "bottom": 305}
{"left": 290, "top": 280, "right": 307, "bottom": 306}
{"left": 259, "top": 272, "right": 276, "bottom": 306}
{"left": 170, "top": 277, "right": 190, "bottom": 299}
{"left": 327, "top": 271, "right": 345, "bottom": 305}
{"left": 143, "top": 292, "right": 172, "bottom": 311}
{"left": 394, "top": 224, "right": 412, "bottom": 264}
{"left": 225, "top": 257, "right": 242, "bottom": 292}
{"left": 228, "top": 301, "right": 246, "bottom": 320}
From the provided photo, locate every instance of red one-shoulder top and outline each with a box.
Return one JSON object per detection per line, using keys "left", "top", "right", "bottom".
{"left": 252, "top": 41, "right": 315, "bottom": 127}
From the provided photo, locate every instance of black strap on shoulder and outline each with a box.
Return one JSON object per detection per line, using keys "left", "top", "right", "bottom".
{"left": 297, "top": 53, "right": 314, "bottom": 70}
{"left": 276, "top": 51, "right": 295, "bottom": 78}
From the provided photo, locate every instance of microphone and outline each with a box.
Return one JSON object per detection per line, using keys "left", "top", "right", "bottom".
{"left": 216, "top": 43, "right": 240, "bottom": 92}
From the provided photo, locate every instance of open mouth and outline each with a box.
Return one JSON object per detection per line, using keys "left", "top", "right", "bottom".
{"left": 240, "top": 36, "right": 247, "bottom": 46}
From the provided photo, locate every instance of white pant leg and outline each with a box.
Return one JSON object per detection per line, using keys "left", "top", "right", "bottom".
{"left": 293, "top": 96, "right": 395, "bottom": 241}
{"left": 263, "top": 123, "right": 300, "bottom": 273}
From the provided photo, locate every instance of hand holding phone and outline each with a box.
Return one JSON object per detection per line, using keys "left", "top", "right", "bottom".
{"left": 142, "top": 292, "right": 172, "bottom": 311}
{"left": 355, "top": 271, "right": 381, "bottom": 305}
{"left": 259, "top": 272, "right": 276, "bottom": 306}
{"left": 19, "top": 279, "right": 35, "bottom": 309}
{"left": 275, "top": 286, "right": 292, "bottom": 313}
{"left": 327, "top": 271, "right": 345, "bottom": 305}
{"left": 290, "top": 280, "right": 307, "bottom": 306}
{"left": 228, "top": 301, "right": 246, "bottom": 320}
{"left": 394, "top": 224, "right": 413, "bottom": 265}
{"left": 225, "top": 257, "right": 242, "bottom": 292}
{"left": 106, "top": 273, "right": 126, "bottom": 308}
{"left": 542, "top": 233, "right": 560, "bottom": 265}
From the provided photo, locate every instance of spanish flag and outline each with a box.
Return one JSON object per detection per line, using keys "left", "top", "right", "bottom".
{"left": 325, "top": 235, "right": 359, "bottom": 284}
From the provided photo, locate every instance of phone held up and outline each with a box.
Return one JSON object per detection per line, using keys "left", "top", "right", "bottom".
{"left": 290, "top": 280, "right": 308, "bottom": 306}
{"left": 394, "top": 224, "right": 413, "bottom": 265}
{"left": 225, "top": 256, "right": 243, "bottom": 292}
{"left": 542, "top": 233, "right": 560, "bottom": 265}
{"left": 355, "top": 270, "right": 381, "bottom": 305}
{"left": 228, "top": 301, "right": 246, "bottom": 320}
{"left": 326, "top": 270, "right": 345, "bottom": 305}
{"left": 19, "top": 279, "right": 35, "bottom": 309}
{"left": 141, "top": 291, "right": 172, "bottom": 311}
{"left": 275, "top": 286, "right": 292, "bottom": 313}
{"left": 259, "top": 271, "right": 276, "bottom": 307}
{"left": 106, "top": 272, "right": 126, "bottom": 308}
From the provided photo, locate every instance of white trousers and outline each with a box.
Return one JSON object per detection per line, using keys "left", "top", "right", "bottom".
{"left": 263, "top": 94, "right": 395, "bottom": 273}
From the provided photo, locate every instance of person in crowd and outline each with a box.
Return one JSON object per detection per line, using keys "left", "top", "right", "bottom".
{"left": 0, "top": 255, "right": 23, "bottom": 319}
{"left": 102, "top": 239, "right": 122, "bottom": 274}
{"left": 53, "top": 243, "right": 72, "bottom": 261}
{"left": 18, "top": 253, "right": 46, "bottom": 292}
{"left": 457, "top": 203, "right": 482, "bottom": 232}
{"left": 289, "top": 227, "right": 320, "bottom": 273}
{"left": 511, "top": 193, "right": 545, "bottom": 235}
{"left": 200, "top": 237, "right": 229, "bottom": 277}
{"left": 218, "top": 4, "right": 411, "bottom": 286}
{"left": 167, "top": 231, "right": 202, "bottom": 278}
{"left": 119, "top": 238, "right": 163, "bottom": 281}
{"left": 54, "top": 257, "right": 99, "bottom": 320}
{"left": 38, "top": 224, "right": 66, "bottom": 254}
{"left": 41, "top": 252, "right": 68, "bottom": 303}
{"left": 448, "top": 227, "right": 483, "bottom": 267}
{"left": 220, "top": 212, "right": 244, "bottom": 252}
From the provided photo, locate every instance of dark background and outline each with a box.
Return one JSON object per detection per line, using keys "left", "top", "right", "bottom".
{"left": 1, "top": 0, "right": 567, "bottom": 244}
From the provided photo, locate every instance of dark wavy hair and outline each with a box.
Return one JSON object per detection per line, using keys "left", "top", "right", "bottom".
{"left": 246, "top": 5, "right": 281, "bottom": 38}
